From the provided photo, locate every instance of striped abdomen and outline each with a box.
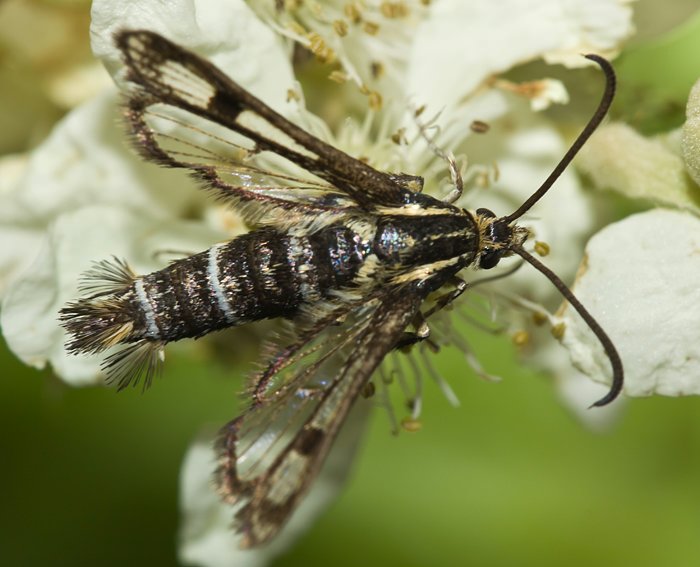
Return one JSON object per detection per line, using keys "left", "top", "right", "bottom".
{"left": 60, "top": 225, "right": 371, "bottom": 355}
{"left": 134, "top": 226, "right": 369, "bottom": 342}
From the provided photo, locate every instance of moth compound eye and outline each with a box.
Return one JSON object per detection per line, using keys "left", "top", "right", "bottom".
{"left": 476, "top": 207, "right": 496, "bottom": 218}
{"left": 479, "top": 248, "right": 501, "bottom": 269}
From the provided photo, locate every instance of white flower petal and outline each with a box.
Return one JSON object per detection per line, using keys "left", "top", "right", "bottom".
{"left": 1, "top": 237, "right": 65, "bottom": 373}
{"left": 559, "top": 209, "right": 700, "bottom": 397}
{"left": 91, "top": 0, "right": 295, "bottom": 112}
{"left": 577, "top": 122, "right": 700, "bottom": 214}
{"left": 1, "top": 205, "right": 223, "bottom": 385}
{"left": 0, "top": 90, "right": 207, "bottom": 301}
{"left": 528, "top": 78, "right": 570, "bottom": 111}
{"left": 540, "top": 0, "right": 636, "bottom": 66}
{"left": 408, "top": 0, "right": 633, "bottom": 113}
{"left": 1, "top": 90, "right": 200, "bottom": 224}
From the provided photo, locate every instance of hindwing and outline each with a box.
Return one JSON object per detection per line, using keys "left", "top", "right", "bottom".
{"left": 215, "top": 290, "right": 423, "bottom": 547}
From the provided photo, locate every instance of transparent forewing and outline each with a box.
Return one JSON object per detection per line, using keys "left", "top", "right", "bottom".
{"left": 125, "top": 97, "right": 362, "bottom": 226}
{"left": 217, "top": 299, "right": 376, "bottom": 486}
{"left": 216, "top": 292, "right": 422, "bottom": 547}
{"left": 116, "top": 30, "right": 411, "bottom": 210}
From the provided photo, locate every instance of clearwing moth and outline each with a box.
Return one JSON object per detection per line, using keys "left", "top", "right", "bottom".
{"left": 60, "top": 30, "right": 623, "bottom": 547}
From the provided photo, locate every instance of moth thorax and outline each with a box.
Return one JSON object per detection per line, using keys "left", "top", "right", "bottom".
{"left": 373, "top": 213, "right": 479, "bottom": 268}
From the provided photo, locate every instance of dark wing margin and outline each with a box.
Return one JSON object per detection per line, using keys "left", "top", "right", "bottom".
{"left": 215, "top": 290, "right": 423, "bottom": 548}
{"left": 114, "top": 29, "right": 409, "bottom": 209}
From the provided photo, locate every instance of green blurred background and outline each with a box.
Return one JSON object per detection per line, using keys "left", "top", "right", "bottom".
{"left": 3, "top": 328, "right": 700, "bottom": 567}
{"left": 3, "top": 1, "right": 700, "bottom": 566}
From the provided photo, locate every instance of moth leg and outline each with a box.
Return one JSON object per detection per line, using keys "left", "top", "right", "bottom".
{"left": 411, "top": 108, "right": 464, "bottom": 204}
{"left": 441, "top": 153, "right": 464, "bottom": 204}
{"left": 423, "top": 276, "right": 469, "bottom": 319}
{"left": 395, "top": 312, "right": 432, "bottom": 350}
{"left": 395, "top": 275, "right": 469, "bottom": 351}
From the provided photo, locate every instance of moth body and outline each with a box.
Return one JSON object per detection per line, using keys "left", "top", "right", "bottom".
{"left": 61, "top": 200, "right": 496, "bottom": 369}
{"left": 59, "top": 29, "right": 623, "bottom": 547}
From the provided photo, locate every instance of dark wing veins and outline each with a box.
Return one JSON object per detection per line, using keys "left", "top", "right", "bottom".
{"left": 215, "top": 290, "right": 423, "bottom": 547}
{"left": 113, "top": 29, "right": 433, "bottom": 546}
{"left": 115, "top": 29, "right": 412, "bottom": 210}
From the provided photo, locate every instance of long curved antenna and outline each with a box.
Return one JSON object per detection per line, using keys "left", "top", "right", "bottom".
{"left": 502, "top": 54, "right": 616, "bottom": 224}
{"left": 511, "top": 247, "right": 623, "bottom": 407}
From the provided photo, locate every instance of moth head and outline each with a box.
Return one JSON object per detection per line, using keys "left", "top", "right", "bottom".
{"left": 474, "top": 208, "right": 528, "bottom": 270}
